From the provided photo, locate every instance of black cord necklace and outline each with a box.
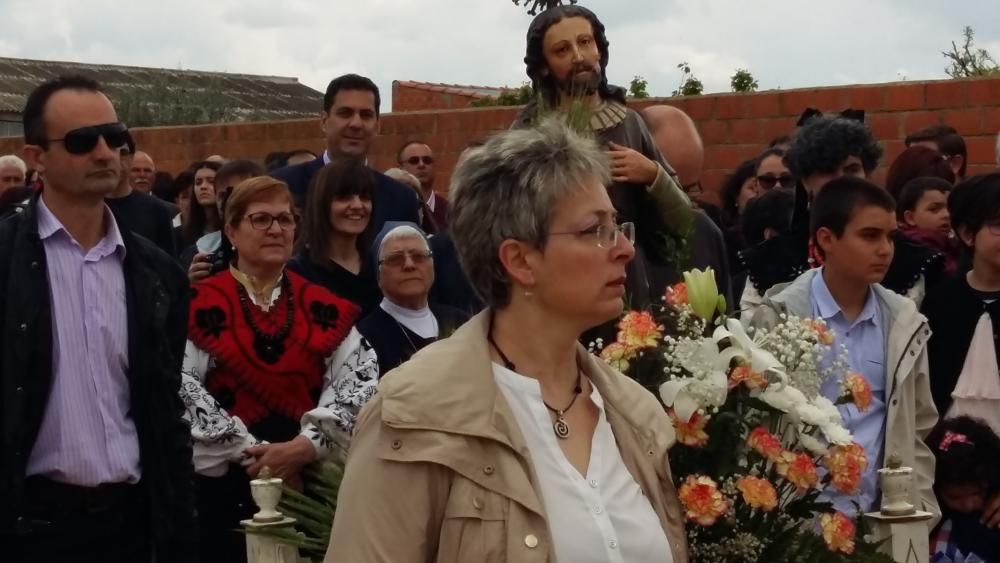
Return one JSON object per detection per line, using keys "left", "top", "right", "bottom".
{"left": 236, "top": 276, "right": 294, "bottom": 364}
{"left": 488, "top": 318, "right": 583, "bottom": 440}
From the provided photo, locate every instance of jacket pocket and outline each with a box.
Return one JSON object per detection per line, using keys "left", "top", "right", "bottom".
{"left": 437, "top": 477, "right": 507, "bottom": 563}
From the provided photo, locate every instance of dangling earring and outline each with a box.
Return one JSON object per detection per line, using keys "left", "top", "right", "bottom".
{"left": 524, "top": 290, "right": 534, "bottom": 298}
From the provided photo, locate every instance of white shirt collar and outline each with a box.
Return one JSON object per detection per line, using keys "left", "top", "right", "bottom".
{"left": 380, "top": 298, "right": 438, "bottom": 339}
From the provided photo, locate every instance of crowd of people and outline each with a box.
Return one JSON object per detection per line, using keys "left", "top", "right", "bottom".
{"left": 1, "top": 4, "right": 1000, "bottom": 563}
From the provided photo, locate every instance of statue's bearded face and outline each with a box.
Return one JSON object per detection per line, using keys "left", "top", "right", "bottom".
{"left": 541, "top": 16, "right": 602, "bottom": 97}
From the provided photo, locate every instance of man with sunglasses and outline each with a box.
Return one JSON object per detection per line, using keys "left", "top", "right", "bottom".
{"left": 0, "top": 75, "right": 196, "bottom": 562}
{"left": 105, "top": 141, "right": 178, "bottom": 257}
{"left": 398, "top": 141, "right": 449, "bottom": 230}
{"left": 271, "top": 73, "right": 420, "bottom": 233}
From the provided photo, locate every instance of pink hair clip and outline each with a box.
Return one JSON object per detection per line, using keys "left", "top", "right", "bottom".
{"left": 939, "top": 431, "right": 973, "bottom": 452}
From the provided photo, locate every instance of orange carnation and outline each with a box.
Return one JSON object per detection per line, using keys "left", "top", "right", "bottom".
{"left": 728, "top": 365, "right": 768, "bottom": 391}
{"left": 806, "top": 319, "right": 835, "bottom": 346}
{"left": 843, "top": 372, "right": 872, "bottom": 412}
{"left": 824, "top": 443, "right": 868, "bottom": 495}
{"left": 677, "top": 475, "right": 729, "bottom": 526}
{"left": 600, "top": 341, "right": 637, "bottom": 372}
{"left": 672, "top": 410, "right": 710, "bottom": 447}
{"left": 664, "top": 282, "right": 688, "bottom": 306}
{"left": 820, "top": 511, "right": 856, "bottom": 554}
{"left": 617, "top": 311, "right": 663, "bottom": 349}
{"left": 777, "top": 451, "right": 820, "bottom": 490}
{"left": 736, "top": 476, "right": 778, "bottom": 511}
{"left": 747, "top": 427, "right": 785, "bottom": 463}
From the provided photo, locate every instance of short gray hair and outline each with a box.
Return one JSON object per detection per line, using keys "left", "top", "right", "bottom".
{"left": 384, "top": 167, "right": 421, "bottom": 191}
{"left": 0, "top": 154, "right": 26, "bottom": 174}
{"left": 448, "top": 116, "right": 611, "bottom": 309}
{"left": 378, "top": 225, "right": 430, "bottom": 260}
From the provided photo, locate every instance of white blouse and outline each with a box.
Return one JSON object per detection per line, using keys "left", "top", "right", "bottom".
{"left": 179, "top": 282, "right": 379, "bottom": 476}
{"left": 947, "top": 311, "right": 1000, "bottom": 434}
{"left": 493, "top": 364, "right": 673, "bottom": 563}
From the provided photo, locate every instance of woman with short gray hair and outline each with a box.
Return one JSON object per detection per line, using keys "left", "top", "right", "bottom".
{"left": 327, "top": 117, "right": 688, "bottom": 563}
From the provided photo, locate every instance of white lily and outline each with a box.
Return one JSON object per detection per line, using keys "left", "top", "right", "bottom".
{"left": 659, "top": 340, "right": 728, "bottom": 423}
{"left": 713, "top": 319, "right": 784, "bottom": 374}
{"left": 820, "top": 422, "right": 854, "bottom": 445}
{"left": 758, "top": 382, "right": 808, "bottom": 414}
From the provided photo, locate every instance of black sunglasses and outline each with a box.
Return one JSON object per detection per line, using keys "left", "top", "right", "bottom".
{"left": 45, "top": 122, "right": 132, "bottom": 155}
{"left": 756, "top": 174, "right": 796, "bottom": 190}
{"left": 405, "top": 156, "right": 434, "bottom": 166}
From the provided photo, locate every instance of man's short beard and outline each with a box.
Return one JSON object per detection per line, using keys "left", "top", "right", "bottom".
{"left": 556, "top": 64, "right": 602, "bottom": 97}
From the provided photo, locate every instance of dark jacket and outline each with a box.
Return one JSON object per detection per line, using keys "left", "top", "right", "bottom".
{"left": 271, "top": 157, "right": 421, "bottom": 233}
{"left": 356, "top": 303, "right": 469, "bottom": 376}
{"left": 921, "top": 273, "right": 1000, "bottom": 413}
{"left": 0, "top": 193, "right": 197, "bottom": 562}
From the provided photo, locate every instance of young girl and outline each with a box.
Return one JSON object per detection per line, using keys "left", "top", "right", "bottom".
{"left": 927, "top": 416, "right": 1000, "bottom": 562}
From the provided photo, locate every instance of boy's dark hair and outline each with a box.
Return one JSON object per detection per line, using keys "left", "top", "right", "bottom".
{"left": 742, "top": 188, "right": 794, "bottom": 246}
{"left": 23, "top": 74, "right": 104, "bottom": 146}
{"left": 906, "top": 124, "right": 967, "bottom": 178}
{"left": 264, "top": 151, "right": 288, "bottom": 171}
{"left": 215, "top": 159, "right": 265, "bottom": 190}
{"left": 948, "top": 172, "right": 1000, "bottom": 244}
{"left": 896, "top": 176, "right": 952, "bottom": 221}
{"left": 885, "top": 145, "right": 955, "bottom": 199}
{"left": 926, "top": 416, "right": 1000, "bottom": 497}
{"left": 298, "top": 158, "right": 377, "bottom": 264}
{"left": 809, "top": 176, "right": 895, "bottom": 253}
{"left": 785, "top": 116, "right": 883, "bottom": 180}
{"left": 323, "top": 74, "right": 381, "bottom": 116}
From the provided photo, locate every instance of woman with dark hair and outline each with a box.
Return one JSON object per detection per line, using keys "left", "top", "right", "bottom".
{"left": 180, "top": 160, "right": 222, "bottom": 247}
{"left": 885, "top": 145, "right": 955, "bottom": 199}
{"left": 719, "top": 158, "right": 760, "bottom": 230}
{"left": 288, "top": 158, "right": 381, "bottom": 314}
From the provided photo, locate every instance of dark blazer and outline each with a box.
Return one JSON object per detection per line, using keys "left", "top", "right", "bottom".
{"left": 0, "top": 193, "right": 197, "bottom": 562}
{"left": 356, "top": 303, "right": 470, "bottom": 377}
{"left": 428, "top": 194, "right": 449, "bottom": 231}
{"left": 921, "top": 273, "right": 1000, "bottom": 413}
{"left": 429, "top": 233, "right": 483, "bottom": 316}
{"left": 271, "top": 157, "right": 421, "bottom": 233}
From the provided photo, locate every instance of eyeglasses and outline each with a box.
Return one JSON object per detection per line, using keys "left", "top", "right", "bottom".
{"left": 44, "top": 122, "right": 132, "bottom": 155}
{"left": 756, "top": 174, "right": 796, "bottom": 190}
{"left": 405, "top": 156, "right": 434, "bottom": 166}
{"left": 378, "top": 249, "right": 433, "bottom": 267}
{"left": 550, "top": 221, "right": 636, "bottom": 249}
{"left": 241, "top": 212, "right": 297, "bottom": 231}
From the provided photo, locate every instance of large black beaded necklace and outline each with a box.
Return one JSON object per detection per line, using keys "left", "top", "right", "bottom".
{"left": 236, "top": 276, "right": 294, "bottom": 364}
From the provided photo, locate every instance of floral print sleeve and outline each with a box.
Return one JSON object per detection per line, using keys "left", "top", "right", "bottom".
{"left": 179, "top": 339, "right": 260, "bottom": 476}
{"left": 301, "top": 328, "right": 379, "bottom": 461}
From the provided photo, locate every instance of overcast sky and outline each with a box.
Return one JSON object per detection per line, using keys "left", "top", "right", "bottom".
{"left": 2, "top": 0, "right": 999, "bottom": 109}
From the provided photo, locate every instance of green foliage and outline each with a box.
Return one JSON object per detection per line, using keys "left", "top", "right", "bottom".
{"left": 731, "top": 68, "right": 759, "bottom": 93}
{"left": 628, "top": 75, "right": 650, "bottom": 98}
{"left": 110, "top": 75, "right": 263, "bottom": 127}
{"left": 672, "top": 62, "right": 704, "bottom": 97}
{"left": 943, "top": 26, "right": 1000, "bottom": 78}
{"left": 469, "top": 83, "right": 535, "bottom": 107}
{"left": 511, "top": 0, "right": 576, "bottom": 15}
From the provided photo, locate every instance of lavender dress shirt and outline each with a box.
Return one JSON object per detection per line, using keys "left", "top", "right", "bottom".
{"left": 25, "top": 197, "right": 141, "bottom": 486}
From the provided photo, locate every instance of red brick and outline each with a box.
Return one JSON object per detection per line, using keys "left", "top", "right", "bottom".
{"left": 759, "top": 117, "right": 797, "bottom": 143}
{"left": 684, "top": 96, "right": 716, "bottom": 120}
{"left": 698, "top": 120, "right": 728, "bottom": 144}
{"left": 714, "top": 95, "right": 749, "bottom": 119}
{"left": 967, "top": 164, "right": 998, "bottom": 177}
{"left": 968, "top": 78, "right": 1000, "bottom": 105}
{"left": 746, "top": 93, "right": 781, "bottom": 118}
{"left": 925, "top": 80, "right": 968, "bottom": 109}
{"left": 882, "top": 140, "right": 906, "bottom": 165}
{"left": 698, "top": 169, "right": 728, "bottom": 203}
{"left": 728, "top": 119, "right": 761, "bottom": 144}
{"left": 870, "top": 167, "right": 888, "bottom": 189}
{"left": 942, "top": 108, "right": 984, "bottom": 136}
{"left": 901, "top": 111, "right": 942, "bottom": 135}
{"left": 886, "top": 83, "right": 925, "bottom": 111}
{"left": 778, "top": 90, "right": 816, "bottom": 117}
{"left": 984, "top": 107, "right": 1000, "bottom": 134}
{"left": 845, "top": 86, "right": 885, "bottom": 112}
{"left": 811, "top": 88, "right": 853, "bottom": 112}
{"left": 966, "top": 136, "right": 997, "bottom": 166}
{"left": 867, "top": 113, "right": 901, "bottom": 140}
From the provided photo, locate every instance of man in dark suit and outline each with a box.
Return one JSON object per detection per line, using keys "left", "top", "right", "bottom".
{"left": 1, "top": 75, "right": 196, "bottom": 562}
{"left": 398, "top": 141, "right": 449, "bottom": 230}
{"left": 271, "top": 74, "right": 420, "bottom": 233}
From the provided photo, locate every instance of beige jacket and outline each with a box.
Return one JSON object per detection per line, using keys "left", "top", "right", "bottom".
{"left": 750, "top": 269, "right": 941, "bottom": 526}
{"left": 326, "top": 312, "right": 689, "bottom": 563}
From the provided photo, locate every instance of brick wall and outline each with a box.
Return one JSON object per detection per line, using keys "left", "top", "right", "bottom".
{"left": 2, "top": 77, "right": 999, "bottom": 204}
{"left": 391, "top": 81, "right": 483, "bottom": 112}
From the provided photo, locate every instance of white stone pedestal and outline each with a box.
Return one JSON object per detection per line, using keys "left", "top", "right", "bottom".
{"left": 864, "top": 511, "right": 934, "bottom": 563}
{"left": 243, "top": 517, "right": 302, "bottom": 563}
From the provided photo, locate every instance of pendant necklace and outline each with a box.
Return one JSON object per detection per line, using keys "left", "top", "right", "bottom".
{"left": 488, "top": 317, "right": 583, "bottom": 440}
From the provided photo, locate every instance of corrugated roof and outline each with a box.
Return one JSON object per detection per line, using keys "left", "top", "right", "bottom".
{"left": 0, "top": 56, "right": 322, "bottom": 121}
{"left": 394, "top": 80, "right": 513, "bottom": 99}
